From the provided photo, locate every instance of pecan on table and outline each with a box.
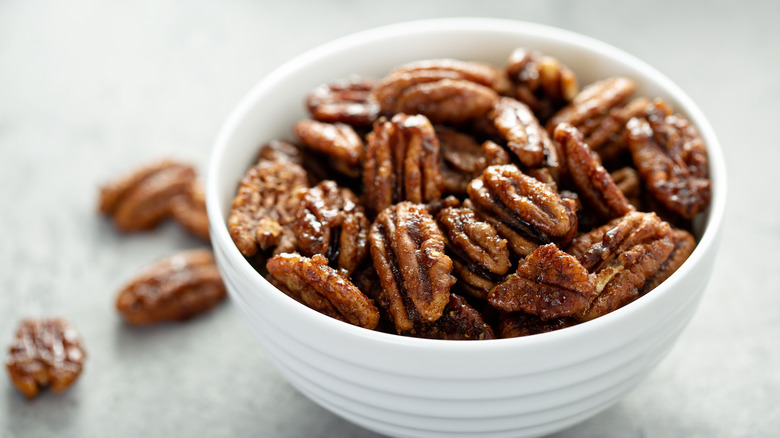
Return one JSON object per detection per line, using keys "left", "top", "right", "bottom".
{"left": 228, "top": 158, "right": 309, "bottom": 257}
{"left": 436, "top": 206, "right": 510, "bottom": 300}
{"left": 488, "top": 97, "right": 560, "bottom": 170}
{"left": 292, "top": 180, "right": 370, "bottom": 274}
{"left": 170, "top": 180, "right": 210, "bottom": 241}
{"left": 498, "top": 312, "right": 579, "bottom": 338}
{"left": 553, "top": 123, "right": 633, "bottom": 220}
{"left": 293, "top": 119, "right": 365, "bottom": 178}
{"left": 436, "top": 126, "right": 487, "bottom": 195}
{"left": 488, "top": 243, "right": 598, "bottom": 320}
{"left": 369, "top": 202, "right": 455, "bottom": 334}
{"left": 467, "top": 164, "right": 578, "bottom": 256}
{"left": 627, "top": 99, "right": 711, "bottom": 219}
{"left": 306, "top": 75, "right": 379, "bottom": 126}
{"left": 505, "top": 48, "right": 579, "bottom": 123}
{"left": 266, "top": 253, "right": 380, "bottom": 329}
{"left": 116, "top": 249, "right": 227, "bottom": 325}
{"left": 6, "top": 318, "right": 85, "bottom": 400}
{"left": 362, "top": 113, "right": 444, "bottom": 216}
{"left": 414, "top": 294, "right": 495, "bottom": 340}
{"left": 99, "top": 159, "right": 196, "bottom": 232}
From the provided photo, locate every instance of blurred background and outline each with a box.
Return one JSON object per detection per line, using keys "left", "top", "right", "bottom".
{"left": 1, "top": 0, "right": 778, "bottom": 437}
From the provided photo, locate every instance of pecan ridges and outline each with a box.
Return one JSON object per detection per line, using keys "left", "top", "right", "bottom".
{"left": 306, "top": 75, "right": 379, "bottom": 126}
{"left": 488, "top": 97, "right": 559, "bottom": 170}
{"left": 505, "top": 48, "right": 579, "bottom": 123}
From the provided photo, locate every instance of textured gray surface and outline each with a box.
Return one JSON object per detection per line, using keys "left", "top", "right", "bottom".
{"left": 1, "top": 0, "right": 778, "bottom": 437}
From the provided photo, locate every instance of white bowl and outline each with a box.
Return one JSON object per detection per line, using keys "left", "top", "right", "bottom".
{"left": 206, "top": 18, "right": 726, "bottom": 438}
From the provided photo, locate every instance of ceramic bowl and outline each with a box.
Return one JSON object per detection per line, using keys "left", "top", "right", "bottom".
{"left": 206, "top": 18, "right": 726, "bottom": 438}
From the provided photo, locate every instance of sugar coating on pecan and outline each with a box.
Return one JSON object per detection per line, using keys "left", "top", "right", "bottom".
{"left": 369, "top": 202, "right": 455, "bottom": 333}
{"left": 363, "top": 113, "right": 444, "bottom": 216}
{"left": 505, "top": 48, "right": 579, "bottom": 123}
{"left": 488, "top": 97, "right": 558, "bottom": 169}
{"left": 467, "top": 164, "right": 578, "bottom": 256}
{"left": 266, "top": 253, "right": 380, "bottom": 329}
{"left": 116, "top": 249, "right": 227, "bottom": 325}
{"left": 436, "top": 126, "right": 487, "bottom": 195}
{"left": 554, "top": 123, "right": 633, "bottom": 220}
{"left": 228, "top": 159, "right": 309, "bottom": 257}
{"left": 641, "top": 228, "right": 696, "bottom": 293}
{"left": 257, "top": 140, "right": 304, "bottom": 165}
{"left": 99, "top": 159, "right": 196, "bottom": 232}
{"left": 498, "top": 312, "right": 579, "bottom": 338}
{"left": 293, "top": 119, "right": 365, "bottom": 168}
{"left": 170, "top": 180, "right": 210, "bottom": 241}
{"left": 481, "top": 140, "right": 512, "bottom": 166}
{"left": 627, "top": 99, "right": 711, "bottom": 219}
{"left": 413, "top": 294, "right": 495, "bottom": 340}
{"left": 488, "top": 243, "right": 598, "bottom": 319}
{"left": 610, "top": 166, "right": 642, "bottom": 209}
{"left": 293, "top": 180, "right": 369, "bottom": 274}
{"left": 306, "top": 75, "right": 379, "bottom": 126}
{"left": 6, "top": 318, "right": 86, "bottom": 399}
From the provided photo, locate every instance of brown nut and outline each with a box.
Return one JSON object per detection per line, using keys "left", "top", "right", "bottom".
{"left": 488, "top": 97, "right": 559, "bottom": 170}
{"left": 266, "top": 253, "right": 380, "bottom": 329}
{"left": 292, "top": 180, "right": 370, "bottom": 274}
{"left": 436, "top": 126, "right": 487, "bottom": 195}
{"left": 610, "top": 166, "right": 643, "bottom": 209}
{"left": 170, "top": 180, "right": 210, "bottom": 241}
{"left": 481, "top": 140, "right": 512, "bottom": 166}
{"left": 488, "top": 243, "right": 598, "bottom": 320}
{"left": 413, "top": 294, "right": 495, "bottom": 340}
{"left": 6, "top": 318, "right": 86, "bottom": 400}
{"left": 505, "top": 48, "right": 579, "bottom": 122}
{"left": 116, "top": 249, "right": 227, "bottom": 325}
{"left": 641, "top": 227, "right": 696, "bottom": 293}
{"left": 369, "top": 202, "right": 455, "bottom": 333}
{"left": 228, "top": 159, "right": 309, "bottom": 257}
{"left": 498, "top": 312, "right": 579, "bottom": 338}
{"left": 362, "top": 113, "right": 444, "bottom": 216}
{"left": 306, "top": 75, "right": 379, "bottom": 126}
{"left": 99, "top": 159, "right": 196, "bottom": 232}
{"left": 293, "top": 119, "right": 365, "bottom": 169}
{"left": 627, "top": 99, "right": 711, "bottom": 219}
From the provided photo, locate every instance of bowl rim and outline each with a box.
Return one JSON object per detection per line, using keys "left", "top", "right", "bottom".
{"left": 206, "top": 17, "right": 727, "bottom": 352}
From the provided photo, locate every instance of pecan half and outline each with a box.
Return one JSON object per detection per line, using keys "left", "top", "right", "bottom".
{"left": 488, "top": 243, "right": 598, "bottom": 319}
{"left": 257, "top": 140, "right": 304, "bottom": 165}
{"left": 293, "top": 120, "right": 365, "bottom": 169}
{"left": 481, "top": 140, "right": 512, "bottom": 166}
{"left": 116, "top": 249, "right": 227, "bottom": 325}
{"left": 369, "top": 202, "right": 455, "bottom": 333}
{"left": 414, "top": 294, "right": 495, "bottom": 340}
{"left": 99, "top": 160, "right": 196, "bottom": 232}
{"left": 6, "top": 318, "right": 86, "bottom": 399}
{"left": 362, "top": 114, "right": 444, "bottom": 216}
{"left": 437, "top": 206, "right": 510, "bottom": 300}
{"left": 467, "top": 164, "right": 578, "bottom": 256}
{"left": 498, "top": 312, "right": 578, "bottom": 338}
{"left": 488, "top": 97, "right": 558, "bottom": 169}
{"left": 266, "top": 253, "right": 380, "bottom": 329}
{"left": 170, "top": 180, "right": 210, "bottom": 241}
{"left": 306, "top": 75, "right": 379, "bottom": 126}
{"left": 228, "top": 159, "right": 309, "bottom": 256}
{"left": 627, "top": 99, "right": 711, "bottom": 219}
{"left": 505, "top": 48, "right": 578, "bottom": 123}
{"left": 436, "top": 126, "right": 487, "bottom": 195}
{"left": 554, "top": 123, "right": 633, "bottom": 220}
{"left": 610, "top": 166, "right": 643, "bottom": 209}
{"left": 641, "top": 228, "right": 696, "bottom": 293}
{"left": 293, "top": 180, "right": 369, "bottom": 274}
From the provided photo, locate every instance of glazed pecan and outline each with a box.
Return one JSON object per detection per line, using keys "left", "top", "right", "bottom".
{"left": 611, "top": 167, "right": 642, "bottom": 209}
{"left": 293, "top": 119, "right": 365, "bottom": 171}
{"left": 627, "top": 99, "right": 711, "bottom": 219}
{"left": 436, "top": 206, "right": 510, "bottom": 300}
{"left": 170, "top": 180, "right": 210, "bottom": 241}
{"left": 584, "top": 97, "right": 651, "bottom": 164}
{"left": 306, "top": 75, "right": 379, "bottom": 126}
{"left": 488, "top": 243, "right": 598, "bottom": 319}
{"left": 414, "top": 294, "right": 495, "bottom": 340}
{"left": 467, "top": 164, "right": 578, "bottom": 256}
{"left": 436, "top": 126, "right": 487, "bottom": 195}
{"left": 6, "top": 318, "right": 85, "bottom": 400}
{"left": 228, "top": 159, "right": 309, "bottom": 256}
{"left": 116, "top": 249, "right": 227, "bottom": 325}
{"left": 481, "top": 140, "right": 512, "bottom": 166}
{"left": 362, "top": 113, "right": 444, "bottom": 216}
{"left": 369, "top": 202, "right": 455, "bottom": 333}
{"left": 488, "top": 97, "right": 559, "bottom": 170}
{"left": 505, "top": 48, "right": 579, "bottom": 123}
{"left": 498, "top": 312, "right": 578, "bottom": 338}
{"left": 554, "top": 123, "right": 633, "bottom": 220}
{"left": 293, "top": 180, "right": 369, "bottom": 274}
{"left": 266, "top": 253, "right": 380, "bottom": 329}
{"left": 257, "top": 140, "right": 304, "bottom": 165}
{"left": 99, "top": 160, "right": 196, "bottom": 232}
{"left": 641, "top": 228, "right": 696, "bottom": 293}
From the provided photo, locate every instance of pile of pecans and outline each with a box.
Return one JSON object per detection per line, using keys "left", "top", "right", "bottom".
{"left": 230, "top": 49, "right": 711, "bottom": 341}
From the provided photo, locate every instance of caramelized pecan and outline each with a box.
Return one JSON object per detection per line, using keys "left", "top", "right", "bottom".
{"left": 498, "top": 312, "right": 578, "bottom": 338}
{"left": 6, "top": 318, "right": 86, "bottom": 399}
{"left": 170, "top": 180, "right": 210, "bottom": 241}
{"left": 641, "top": 228, "right": 696, "bottom": 292}
{"left": 488, "top": 97, "right": 559, "bottom": 169}
{"left": 293, "top": 120, "right": 364, "bottom": 169}
{"left": 116, "top": 249, "right": 227, "bottom": 325}
{"left": 436, "top": 126, "right": 487, "bottom": 195}
{"left": 627, "top": 99, "right": 711, "bottom": 219}
{"left": 481, "top": 140, "right": 512, "bottom": 166}
{"left": 362, "top": 114, "right": 443, "bottom": 216}
{"left": 611, "top": 167, "right": 642, "bottom": 209}
{"left": 293, "top": 180, "right": 369, "bottom": 274}
{"left": 306, "top": 75, "right": 379, "bottom": 126}
{"left": 369, "top": 202, "right": 455, "bottom": 333}
{"left": 414, "top": 294, "right": 495, "bottom": 340}
{"left": 488, "top": 243, "right": 598, "bottom": 319}
{"left": 505, "top": 48, "right": 578, "bottom": 123}
{"left": 257, "top": 140, "right": 304, "bottom": 165}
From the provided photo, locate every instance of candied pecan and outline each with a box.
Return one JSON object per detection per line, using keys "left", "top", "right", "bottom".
{"left": 116, "top": 249, "right": 227, "bottom": 325}
{"left": 488, "top": 97, "right": 558, "bottom": 169}
{"left": 585, "top": 97, "right": 651, "bottom": 164}
{"left": 498, "top": 312, "right": 578, "bottom": 338}
{"left": 436, "top": 126, "right": 487, "bottom": 194}
{"left": 627, "top": 99, "right": 711, "bottom": 219}
{"left": 437, "top": 206, "right": 510, "bottom": 300}
{"left": 611, "top": 167, "right": 642, "bottom": 209}
{"left": 481, "top": 140, "right": 512, "bottom": 166}
{"left": 554, "top": 123, "right": 633, "bottom": 220}
{"left": 6, "top": 318, "right": 85, "bottom": 400}
{"left": 257, "top": 140, "right": 304, "bottom": 165}
{"left": 641, "top": 228, "right": 696, "bottom": 292}
{"left": 414, "top": 294, "right": 495, "bottom": 340}
{"left": 170, "top": 180, "right": 210, "bottom": 241}
{"left": 362, "top": 113, "right": 444, "bottom": 216}
{"left": 488, "top": 243, "right": 598, "bottom": 319}
{"left": 467, "top": 164, "right": 578, "bottom": 256}
{"left": 292, "top": 180, "right": 369, "bottom": 274}
{"left": 266, "top": 253, "right": 380, "bottom": 329}
{"left": 293, "top": 120, "right": 364, "bottom": 168}
{"left": 306, "top": 75, "right": 379, "bottom": 126}
{"left": 99, "top": 160, "right": 196, "bottom": 232}
{"left": 228, "top": 159, "right": 309, "bottom": 256}
{"left": 369, "top": 202, "right": 455, "bottom": 333}
{"left": 505, "top": 48, "right": 578, "bottom": 122}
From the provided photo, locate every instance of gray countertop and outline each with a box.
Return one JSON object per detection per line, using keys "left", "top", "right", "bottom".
{"left": 1, "top": 1, "right": 778, "bottom": 437}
